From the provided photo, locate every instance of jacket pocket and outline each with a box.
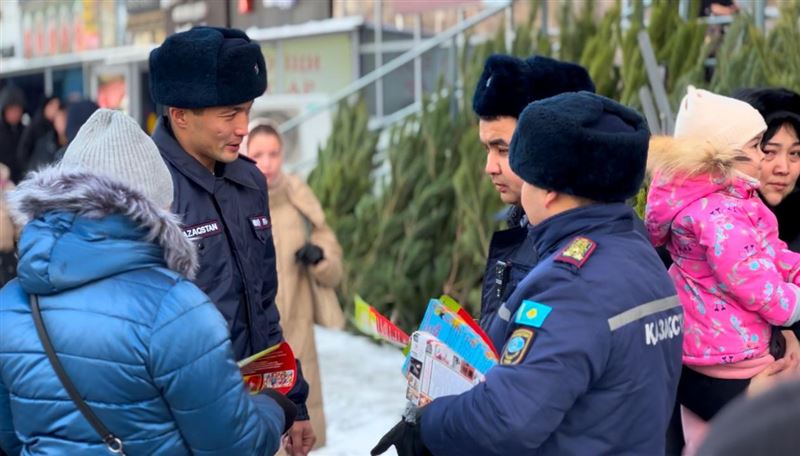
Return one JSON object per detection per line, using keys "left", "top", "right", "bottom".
{"left": 181, "top": 219, "right": 224, "bottom": 256}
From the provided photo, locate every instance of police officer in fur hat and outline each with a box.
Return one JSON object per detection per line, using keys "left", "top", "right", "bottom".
{"left": 372, "top": 93, "right": 682, "bottom": 456}
{"left": 469, "top": 54, "right": 595, "bottom": 332}
{"left": 149, "top": 27, "right": 315, "bottom": 455}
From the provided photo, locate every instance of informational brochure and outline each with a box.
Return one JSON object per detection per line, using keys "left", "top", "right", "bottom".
{"left": 438, "top": 295, "right": 499, "bottom": 358}
{"left": 349, "top": 294, "right": 499, "bottom": 403}
{"left": 405, "top": 331, "right": 485, "bottom": 407}
{"left": 238, "top": 341, "right": 297, "bottom": 395}
{"left": 413, "top": 298, "right": 498, "bottom": 375}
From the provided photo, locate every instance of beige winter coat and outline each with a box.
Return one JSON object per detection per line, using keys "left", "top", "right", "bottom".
{"left": 269, "top": 173, "right": 345, "bottom": 450}
{"left": 0, "top": 164, "right": 16, "bottom": 253}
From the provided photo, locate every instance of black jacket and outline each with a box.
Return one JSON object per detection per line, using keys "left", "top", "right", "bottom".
{"left": 769, "top": 190, "right": 800, "bottom": 252}
{"left": 0, "top": 122, "right": 23, "bottom": 184}
{"left": 0, "top": 86, "right": 26, "bottom": 183}
{"left": 479, "top": 206, "right": 537, "bottom": 331}
{"left": 16, "top": 111, "right": 55, "bottom": 177}
{"left": 152, "top": 118, "right": 309, "bottom": 418}
{"left": 24, "top": 130, "right": 63, "bottom": 174}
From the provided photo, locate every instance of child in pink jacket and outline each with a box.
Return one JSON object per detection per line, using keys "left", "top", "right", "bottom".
{"left": 646, "top": 87, "right": 800, "bottom": 448}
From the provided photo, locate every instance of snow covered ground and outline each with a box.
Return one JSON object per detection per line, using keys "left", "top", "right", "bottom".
{"left": 311, "top": 326, "right": 408, "bottom": 456}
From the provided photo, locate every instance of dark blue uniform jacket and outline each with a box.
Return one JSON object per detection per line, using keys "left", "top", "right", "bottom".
{"left": 421, "top": 203, "right": 682, "bottom": 455}
{"left": 153, "top": 119, "right": 309, "bottom": 418}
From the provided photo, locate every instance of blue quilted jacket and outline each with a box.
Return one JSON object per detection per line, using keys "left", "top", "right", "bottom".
{"left": 0, "top": 168, "right": 285, "bottom": 455}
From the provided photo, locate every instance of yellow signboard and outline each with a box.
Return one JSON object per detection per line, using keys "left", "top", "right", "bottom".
{"left": 261, "top": 33, "right": 353, "bottom": 95}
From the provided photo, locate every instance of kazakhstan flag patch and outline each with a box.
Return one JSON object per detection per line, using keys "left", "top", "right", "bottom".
{"left": 515, "top": 300, "right": 552, "bottom": 328}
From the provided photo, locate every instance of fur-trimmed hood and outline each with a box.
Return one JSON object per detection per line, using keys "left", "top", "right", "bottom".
{"left": 7, "top": 166, "right": 197, "bottom": 293}
{"left": 644, "top": 136, "right": 761, "bottom": 247}
{"left": 647, "top": 135, "right": 744, "bottom": 180}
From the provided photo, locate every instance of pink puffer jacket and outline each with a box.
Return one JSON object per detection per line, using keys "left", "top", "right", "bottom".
{"left": 646, "top": 137, "right": 800, "bottom": 366}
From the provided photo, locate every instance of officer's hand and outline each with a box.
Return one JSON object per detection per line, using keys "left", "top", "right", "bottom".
{"left": 371, "top": 418, "right": 432, "bottom": 456}
{"left": 261, "top": 388, "right": 297, "bottom": 434}
{"left": 295, "top": 243, "right": 324, "bottom": 266}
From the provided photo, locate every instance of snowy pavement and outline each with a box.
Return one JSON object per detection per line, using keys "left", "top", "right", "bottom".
{"left": 311, "top": 326, "right": 407, "bottom": 456}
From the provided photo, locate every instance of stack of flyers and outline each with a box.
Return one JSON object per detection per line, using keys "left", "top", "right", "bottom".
{"left": 405, "top": 331, "right": 485, "bottom": 407}
{"left": 405, "top": 297, "right": 498, "bottom": 375}
{"left": 438, "top": 295, "right": 499, "bottom": 359}
{"left": 349, "top": 293, "right": 499, "bottom": 403}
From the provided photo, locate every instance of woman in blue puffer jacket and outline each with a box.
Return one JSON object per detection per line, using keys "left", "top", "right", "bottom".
{"left": 0, "top": 109, "right": 292, "bottom": 455}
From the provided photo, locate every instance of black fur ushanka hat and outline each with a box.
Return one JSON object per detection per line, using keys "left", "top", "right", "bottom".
{"left": 472, "top": 54, "right": 595, "bottom": 119}
{"left": 150, "top": 27, "right": 267, "bottom": 108}
{"left": 509, "top": 92, "right": 650, "bottom": 203}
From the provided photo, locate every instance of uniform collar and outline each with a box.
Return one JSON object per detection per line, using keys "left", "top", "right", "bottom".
{"left": 153, "top": 118, "right": 260, "bottom": 193}
{"left": 528, "top": 203, "right": 634, "bottom": 258}
{"left": 506, "top": 205, "right": 528, "bottom": 228}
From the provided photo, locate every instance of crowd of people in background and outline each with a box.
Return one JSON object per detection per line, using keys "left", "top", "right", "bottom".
{"left": 0, "top": 88, "right": 99, "bottom": 288}
{"left": 1, "top": 88, "right": 100, "bottom": 187}
{"left": 1, "top": 19, "right": 800, "bottom": 456}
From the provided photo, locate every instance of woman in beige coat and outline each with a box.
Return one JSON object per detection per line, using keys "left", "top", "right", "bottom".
{"left": 0, "top": 163, "right": 17, "bottom": 286}
{"left": 248, "top": 124, "right": 345, "bottom": 451}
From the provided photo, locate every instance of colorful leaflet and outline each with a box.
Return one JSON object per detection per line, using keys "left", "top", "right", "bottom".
{"left": 239, "top": 341, "right": 297, "bottom": 395}
{"left": 353, "top": 295, "right": 411, "bottom": 348}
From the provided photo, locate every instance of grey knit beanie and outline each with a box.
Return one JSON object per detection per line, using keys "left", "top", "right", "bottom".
{"left": 60, "top": 109, "right": 174, "bottom": 208}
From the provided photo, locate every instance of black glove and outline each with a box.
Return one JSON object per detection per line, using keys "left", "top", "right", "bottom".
{"left": 295, "top": 243, "right": 324, "bottom": 266}
{"left": 371, "top": 418, "right": 432, "bottom": 456}
{"left": 262, "top": 388, "right": 298, "bottom": 434}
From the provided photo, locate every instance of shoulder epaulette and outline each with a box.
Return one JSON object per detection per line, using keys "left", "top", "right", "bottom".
{"left": 554, "top": 236, "right": 597, "bottom": 269}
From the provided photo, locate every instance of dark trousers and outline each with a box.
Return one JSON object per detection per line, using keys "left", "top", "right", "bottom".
{"left": 677, "top": 366, "right": 751, "bottom": 421}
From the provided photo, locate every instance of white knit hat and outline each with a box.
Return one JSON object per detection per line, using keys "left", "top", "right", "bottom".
{"left": 60, "top": 109, "right": 174, "bottom": 208}
{"left": 674, "top": 85, "right": 767, "bottom": 150}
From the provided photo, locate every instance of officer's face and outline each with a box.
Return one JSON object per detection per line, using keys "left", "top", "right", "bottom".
{"left": 248, "top": 132, "right": 283, "bottom": 187}
{"left": 520, "top": 182, "right": 552, "bottom": 225}
{"left": 174, "top": 101, "right": 253, "bottom": 169}
{"left": 479, "top": 117, "right": 524, "bottom": 205}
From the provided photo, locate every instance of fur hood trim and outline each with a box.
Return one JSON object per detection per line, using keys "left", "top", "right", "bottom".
{"left": 7, "top": 166, "right": 198, "bottom": 278}
{"left": 647, "top": 135, "right": 743, "bottom": 180}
